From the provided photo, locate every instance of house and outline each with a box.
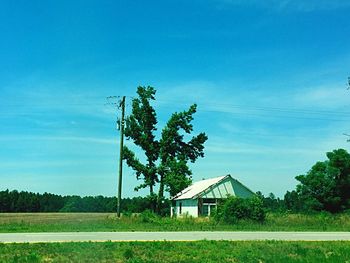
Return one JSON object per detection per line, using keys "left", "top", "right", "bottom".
{"left": 170, "top": 174, "right": 255, "bottom": 217}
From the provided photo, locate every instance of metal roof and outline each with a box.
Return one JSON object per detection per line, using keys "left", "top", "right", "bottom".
{"left": 172, "top": 175, "right": 229, "bottom": 200}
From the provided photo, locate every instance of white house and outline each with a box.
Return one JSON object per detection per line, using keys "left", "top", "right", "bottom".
{"left": 170, "top": 174, "right": 255, "bottom": 217}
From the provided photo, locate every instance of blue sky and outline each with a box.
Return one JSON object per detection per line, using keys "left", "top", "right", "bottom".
{"left": 0, "top": 0, "right": 349, "bottom": 198}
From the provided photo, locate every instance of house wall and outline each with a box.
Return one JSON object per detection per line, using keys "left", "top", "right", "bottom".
{"left": 171, "top": 199, "right": 198, "bottom": 217}
{"left": 232, "top": 179, "right": 255, "bottom": 198}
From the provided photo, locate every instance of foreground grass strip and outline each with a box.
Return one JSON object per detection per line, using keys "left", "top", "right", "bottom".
{"left": 0, "top": 212, "right": 350, "bottom": 232}
{"left": 1, "top": 231, "right": 350, "bottom": 243}
{"left": 0, "top": 241, "right": 349, "bottom": 262}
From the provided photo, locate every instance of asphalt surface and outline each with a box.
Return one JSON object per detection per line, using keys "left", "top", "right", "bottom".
{"left": 0, "top": 232, "right": 349, "bottom": 243}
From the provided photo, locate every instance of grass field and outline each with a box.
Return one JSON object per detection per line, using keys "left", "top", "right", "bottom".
{"left": 0, "top": 212, "right": 349, "bottom": 232}
{"left": 0, "top": 241, "right": 349, "bottom": 262}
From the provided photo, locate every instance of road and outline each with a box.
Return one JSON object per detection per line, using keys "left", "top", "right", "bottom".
{"left": 0, "top": 232, "right": 349, "bottom": 243}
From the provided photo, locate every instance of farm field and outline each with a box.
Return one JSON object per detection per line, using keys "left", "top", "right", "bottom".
{"left": 0, "top": 212, "right": 349, "bottom": 232}
{"left": 0, "top": 240, "right": 349, "bottom": 262}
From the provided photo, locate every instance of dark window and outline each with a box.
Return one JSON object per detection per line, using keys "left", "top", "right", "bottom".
{"left": 202, "top": 205, "right": 209, "bottom": 216}
{"left": 179, "top": 202, "right": 182, "bottom": 214}
{"left": 202, "top": 198, "right": 216, "bottom": 204}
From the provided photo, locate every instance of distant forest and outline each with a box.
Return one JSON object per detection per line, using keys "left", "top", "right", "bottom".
{"left": 0, "top": 189, "right": 168, "bottom": 214}
{"left": 1, "top": 185, "right": 348, "bottom": 215}
{"left": 0, "top": 189, "right": 288, "bottom": 214}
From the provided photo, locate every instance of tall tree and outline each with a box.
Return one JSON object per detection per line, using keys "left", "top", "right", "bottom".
{"left": 123, "top": 87, "right": 159, "bottom": 208}
{"left": 123, "top": 86, "right": 208, "bottom": 212}
{"left": 295, "top": 149, "right": 350, "bottom": 213}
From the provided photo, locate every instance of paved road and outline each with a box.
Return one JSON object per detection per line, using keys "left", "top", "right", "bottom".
{"left": 0, "top": 232, "right": 349, "bottom": 243}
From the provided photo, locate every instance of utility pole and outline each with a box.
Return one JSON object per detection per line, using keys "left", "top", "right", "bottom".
{"left": 117, "top": 96, "right": 126, "bottom": 217}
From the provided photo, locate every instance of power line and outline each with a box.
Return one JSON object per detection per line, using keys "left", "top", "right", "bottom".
{"left": 0, "top": 97, "right": 348, "bottom": 114}
{"left": 1, "top": 97, "right": 350, "bottom": 123}
{"left": 156, "top": 99, "right": 350, "bottom": 117}
{"left": 1, "top": 103, "right": 349, "bottom": 116}
{"left": 0, "top": 97, "right": 348, "bottom": 113}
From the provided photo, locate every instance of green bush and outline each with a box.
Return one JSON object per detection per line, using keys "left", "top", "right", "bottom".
{"left": 214, "top": 196, "right": 266, "bottom": 224}
{"left": 139, "top": 210, "right": 160, "bottom": 223}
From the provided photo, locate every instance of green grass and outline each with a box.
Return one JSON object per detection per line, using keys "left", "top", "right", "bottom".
{"left": 0, "top": 241, "right": 349, "bottom": 262}
{"left": 0, "top": 212, "right": 349, "bottom": 232}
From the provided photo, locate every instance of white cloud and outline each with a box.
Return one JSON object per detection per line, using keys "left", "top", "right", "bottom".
{"left": 156, "top": 80, "right": 350, "bottom": 125}
{"left": 294, "top": 85, "right": 350, "bottom": 109}
{"left": 218, "top": 0, "right": 350, "bottom": 12}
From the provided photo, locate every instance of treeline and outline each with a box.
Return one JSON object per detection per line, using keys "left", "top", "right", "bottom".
{"left": 0, "top": 189, "right": 287, "bottom": 214}
{"left": 256, "top": 191, "right": 314, "bottom": 213}
{"left": 0, "top": 190, "right": 167, "bottom": 214}
{"left": 1, "top": 148, "right": 348, "bottom": 215}
{"left": 257, "top": 192, "right": 286, "bottom": 212}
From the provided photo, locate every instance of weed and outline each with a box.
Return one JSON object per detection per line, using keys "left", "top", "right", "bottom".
{"left": 123, "top": 248, "right": 134, "bottom": 260}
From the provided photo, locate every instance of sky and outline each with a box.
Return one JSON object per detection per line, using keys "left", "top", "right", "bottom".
{"left": 0, "top": 0, "right": 349, "bottom": 198}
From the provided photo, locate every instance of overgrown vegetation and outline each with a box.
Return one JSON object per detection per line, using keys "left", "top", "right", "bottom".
{"left": 214, "top": 196, "right": 266, "bottom": 223}
{"left": 0, "top": 212, "right": 349, "bottom": 233}
{"left": 0, "top": 241, "right": 349, "bottom": 262}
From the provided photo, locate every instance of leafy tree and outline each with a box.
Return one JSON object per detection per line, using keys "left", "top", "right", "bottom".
{"left": 295, "top": 149, "right": 350, "bottom": 213}
{"left": 123, "top": 87, "right": 159, "bottom": 209}
{"left": 284, "top": 190, "right": 303, "bottom": 212}
{"left": 123, "top": 86, "right": 208, "bottom": 213}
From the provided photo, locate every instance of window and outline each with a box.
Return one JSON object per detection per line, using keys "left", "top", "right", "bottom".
{"left": 202, "top": 205, "right": 209, "bottom": 216}
{"left": 179, "top": 202, "right": 182, "bottom": 214}
{"left": 202, "top": 203, "right": 217, "bottom": 216}
{"left": 209, "top": 204, "right": 216, "bottom": 215}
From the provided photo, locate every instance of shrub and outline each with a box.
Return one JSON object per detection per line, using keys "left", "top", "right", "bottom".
{"left": 139, "top": 210, "right": 159, "bottom": 223}
{"left": 248, "top": 197, "right": 266, "bottom": 222}
{"left": 214, "top": 196, "right": 266, "bottom": 224}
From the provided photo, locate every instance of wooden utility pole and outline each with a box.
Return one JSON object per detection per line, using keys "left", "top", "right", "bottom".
{"left": 117, "top": 96, "right": 126, "bottom": 217}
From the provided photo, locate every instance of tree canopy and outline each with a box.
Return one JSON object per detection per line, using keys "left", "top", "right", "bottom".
{"left": 294, "top": 148, "right": 350, "bottom": 213}
{"left": 123, "top": 86, "right": 208, "bottom": 212}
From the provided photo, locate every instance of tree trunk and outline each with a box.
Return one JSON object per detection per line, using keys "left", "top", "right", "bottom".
{"left": 156, "top": 174, "right": 164, "bottom": 215}
{"left": 149, "top": 184, "right": 156, "bottom": 213}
